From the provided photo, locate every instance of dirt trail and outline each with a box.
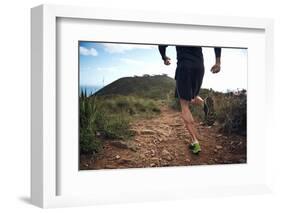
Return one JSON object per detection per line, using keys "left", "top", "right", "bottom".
{"left": 80, "top": 106, "right": 246, "bottom": 170}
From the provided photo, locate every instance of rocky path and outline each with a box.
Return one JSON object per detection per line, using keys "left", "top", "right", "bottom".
{"left": 80, "top": 106, "right": 246, "bottom": 170}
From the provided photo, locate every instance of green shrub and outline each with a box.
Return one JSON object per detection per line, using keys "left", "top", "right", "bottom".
{"left": 152, "top": 106, "right": 161, "bottom": 113}
{"left": 101, "top": 95, "right": 161, "bottom": 116}
{"left": 102, "top": 115, "right": 134, "bottom": 139}
{"left": 80, "top": 130, "right": 102, "bottom": 154}
{"left": 116, "top": 98, "right": 130, "bottom": 110}
{"left": 216, "top": 95, "right": 247, "bottom": 135}
{"left": 79, "top": 95, "right": 103, "bottom": 155}
{"left": 79, "top": 93, "right": 163, "bottom": 157}
{"left": 168, "top": 97, "right": 181, "bottom": 111}
{"left": 134, "top": 101, "right": 146, "bottom": 112}
{"left": 79, "top": 95, "right": 138, "bottom": 156}
{"left": 167, "top": 89, "right": 247, "bottom": 135}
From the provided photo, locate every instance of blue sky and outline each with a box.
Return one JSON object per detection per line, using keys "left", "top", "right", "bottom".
{"left": 79, "top": 41, "right": 247, "bottom": 92}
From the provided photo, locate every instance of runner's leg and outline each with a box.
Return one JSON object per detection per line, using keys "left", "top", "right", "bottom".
{"left": 179, "top": 98, "right": 200, "bottom": 142}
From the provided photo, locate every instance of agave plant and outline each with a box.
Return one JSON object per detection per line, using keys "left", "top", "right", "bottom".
{"left": 79, "top": 93, "right": 102, "bottom": 155}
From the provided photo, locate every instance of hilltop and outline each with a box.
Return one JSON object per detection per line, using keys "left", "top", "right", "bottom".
{"left": 94, "top": 74, "right": 176, "bottom": 99}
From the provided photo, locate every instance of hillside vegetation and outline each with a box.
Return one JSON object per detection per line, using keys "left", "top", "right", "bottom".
{"left": 94, "top": 74, "right": 175, "bottom": 99}
{"left": 80, "top": 74, "right": 247, "bottom": 157}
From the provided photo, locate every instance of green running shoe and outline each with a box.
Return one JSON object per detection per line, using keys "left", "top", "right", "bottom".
{"left": 192, "top": 143, "right": 201, "bottom": 154}
{"left": 189, "top": 143, "right": 195, "bottom": 150}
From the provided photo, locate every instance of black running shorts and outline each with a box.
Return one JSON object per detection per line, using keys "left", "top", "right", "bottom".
{"left": 174, "top": 60, "right": 205, "bottom": 101}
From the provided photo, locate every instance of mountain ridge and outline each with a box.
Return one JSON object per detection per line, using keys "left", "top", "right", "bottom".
{"left": 94, "top": 74, "right": 176, "bottom": 99}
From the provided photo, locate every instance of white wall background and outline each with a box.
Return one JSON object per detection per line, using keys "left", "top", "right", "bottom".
{"left": 0, "top": 0, "right": 280, "bottom": 212}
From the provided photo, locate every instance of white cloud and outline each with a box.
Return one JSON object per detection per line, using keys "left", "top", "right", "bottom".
{"left": 80, "top": 46, "right": 98, "bottom": 56}
{"left": 103, "top": 43, "right": 156, "bottom": 54}
{"left": 120, "top": 58, "right": 144, "bottom": 65}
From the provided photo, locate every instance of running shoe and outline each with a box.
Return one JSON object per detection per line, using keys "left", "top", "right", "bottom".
{"left": 192, "top": 143, "right": 201, "bottom": 154}
{"left": 203, "top": 96, "right": 216, "bottom": 126}
{"left": 189, "top": 143, "right": 195, "bottom": 149}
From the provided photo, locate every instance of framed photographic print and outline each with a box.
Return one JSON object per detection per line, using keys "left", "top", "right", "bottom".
{"left": 31, "top": 4, "right": 274, "bottom": 208}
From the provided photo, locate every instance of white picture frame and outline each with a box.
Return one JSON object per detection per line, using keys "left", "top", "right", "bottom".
{"left": 31, "top": 4, "right": 274, "bottom": 208}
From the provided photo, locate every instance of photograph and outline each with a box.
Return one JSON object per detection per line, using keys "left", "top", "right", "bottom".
{"left": 79, "top": 41, "right": 247, "bottom": 170}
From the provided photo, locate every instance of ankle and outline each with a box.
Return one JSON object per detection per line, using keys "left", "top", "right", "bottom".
{"left": 192, "top": 139, "right": 199, "bottom": 144}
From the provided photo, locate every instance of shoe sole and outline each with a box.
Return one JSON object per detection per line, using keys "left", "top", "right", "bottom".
{"left": 192, "top": 150, "right": 201, "bottom": 155}
{"left": 189, "top": 143, "right": 201, "bottom": 154}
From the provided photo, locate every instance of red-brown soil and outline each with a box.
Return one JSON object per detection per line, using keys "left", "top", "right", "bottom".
{"left": 80, "top": 106, "right": 246, "bottom": 170}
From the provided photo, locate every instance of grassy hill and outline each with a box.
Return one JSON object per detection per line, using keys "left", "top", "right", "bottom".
{"left": 94, "top": 74, "right": 176, "bottom": 100}
{"left": 80, "top": 74, "right": 247, "bottom": 156}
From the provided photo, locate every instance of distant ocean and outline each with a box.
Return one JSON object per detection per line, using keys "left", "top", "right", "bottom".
{"left": 80, "top": 85, "right": 102, "bottom": 96}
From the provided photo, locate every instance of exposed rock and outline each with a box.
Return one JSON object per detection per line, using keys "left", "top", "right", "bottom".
{"left": 81, "top": 105, "right": 247, "bottom": 171}
{"left": 161, "top": 155, "right": 172, "bottom": 161}
{"left": 216, "top": 145, "right": 223, "bottom": 150}
{"left": 161, "top": 149, "right": 173, "bottom": 161}
{"left": 156, "top": 130, "right": 169, "bottom": 137}
{"left": 107, "top": 140, "right": 137, "bottom": 152}
{"left": 161, "top": 161, "right": 170, "bottom": 166}
{"left": 170, "top": 123, "right": 182, "bottom": 127}
{"left": 152, "top": 139, "right": 158, "bottom": 144}
{"left": 129, "top": 145, "right": 138, "bottom": 152}
{"left": 139, "top": 154, "right": 146, "bottom": 159}
{"left": 140, "top": 129, "right": 155, "bottom": 135}
{"left": 208, "top": 159, "right": 215, "bottom": 164}
{"left": 150, "top": 157, "right": 159, "bottom": 164}
{"left": 183, "top": 138, "right": 189, "bottom": 143}
{"left": 162, "top": 149, "right": 170, "bottom": 156}
{"left": 129, "top": 129, "right": 139, "bottom": 135}
{"left": 119, "top": 158, "right": 133, "bottom": 164}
